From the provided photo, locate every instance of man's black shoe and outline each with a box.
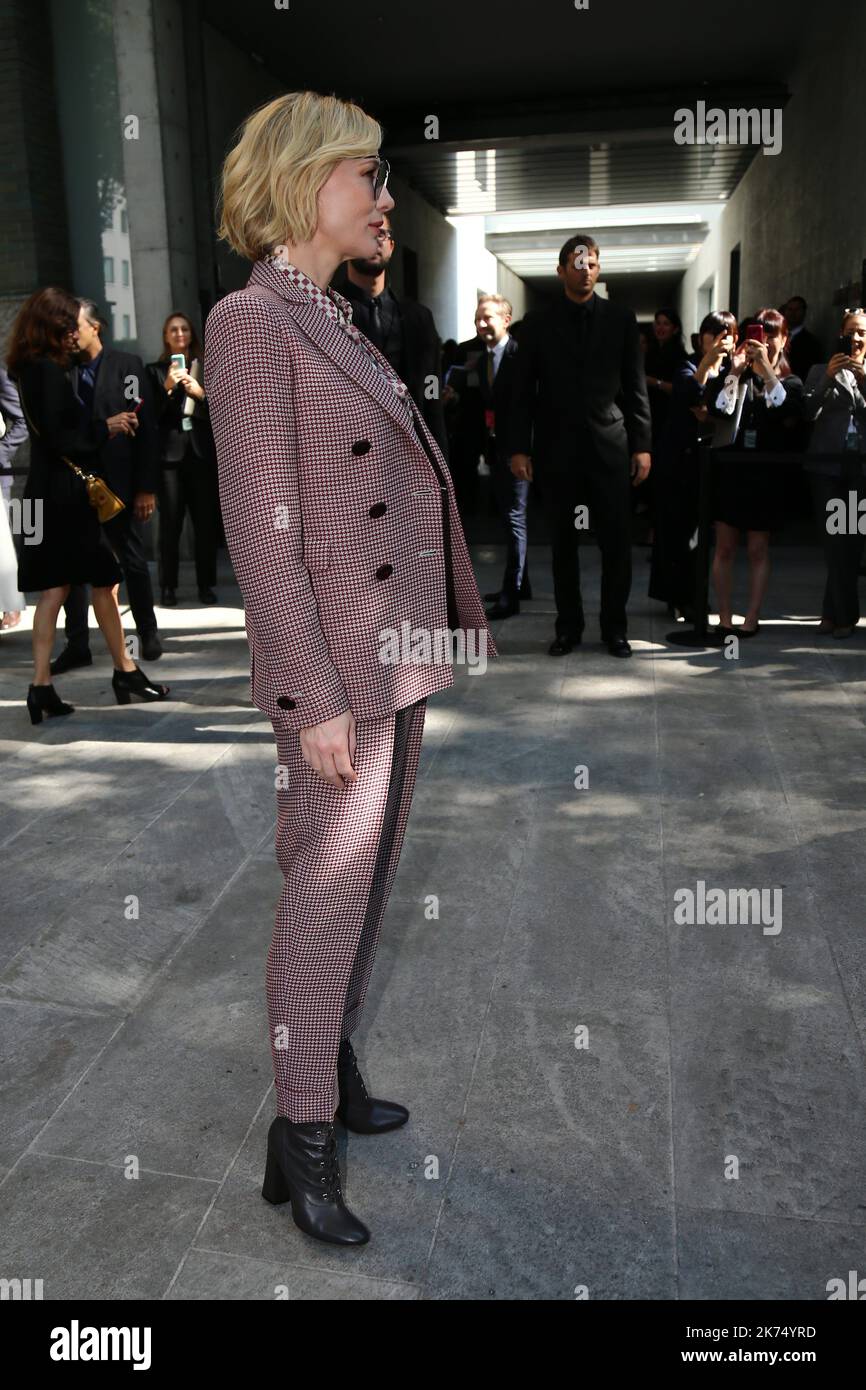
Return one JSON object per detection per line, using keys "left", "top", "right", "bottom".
{"left": 160, "top": 588, "right": 177, "bottom": 607}
{"left": 140, "top": 632, "right": 163, "bottom": 661}
{"left": 606, "top": 636, "right": 632, "bottom": 658}
{"left": 483, "top": 590, "right": 502, "bottom": 603}
{"left": 485, "top": 598, "right": 519, "bottom": 620}
{"left": 49, "top": 646, "right": 93, "bottom": 676}
{"left": 548, "top": 634, "right": 582, "bottom": 656}
{"left": 198, "top": 588, "right": 218, "bottom": 604}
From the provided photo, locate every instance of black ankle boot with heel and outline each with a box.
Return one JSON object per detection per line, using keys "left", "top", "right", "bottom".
{"left": 26, "top": 683, "right": 74, "bottom": 725}
{"left": 262, "top": 1117, "right": 370, "bottom": 1246}
{"left": 336, "top": 1037, "right": 409, "bottom": 1134}
{"left": 112, "top": 666, "right": 170, "bottom": 705}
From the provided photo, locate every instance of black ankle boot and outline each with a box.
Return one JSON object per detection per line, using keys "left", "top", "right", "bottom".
{"left": 112, "top": 666, "right": 170, "bottom": 705}
{"left": 336, "top": 1037, "right": 409, "bottom": 1134}
{"left": 261, "top": 1117, "right": 370, "bottom": 1246}
{"left": 26, "top": 683, "right": 74, "bottom": 725}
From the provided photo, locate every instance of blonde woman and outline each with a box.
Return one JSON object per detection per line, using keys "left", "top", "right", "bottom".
{"left": 206, "top": 92, "right": 494, "bottom": 1247}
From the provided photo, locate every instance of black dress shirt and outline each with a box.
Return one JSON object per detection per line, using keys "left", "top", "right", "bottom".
{"left": 341, "top": 281, "right": 406, "bottom": 379}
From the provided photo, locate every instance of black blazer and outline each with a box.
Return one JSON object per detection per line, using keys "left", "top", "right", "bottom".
{"left": 786, "top": 328, "right": 824, "bottom": 383}
{"left": 448, "top": 335, "right": 520, "bottom": 467}
{"left": 395, "top": 295, "right": 449, "bottom": 459}
{"left": 68, "top": 349, "right": 159, "bottom": 503}
{"left": 146, "top": 359, "right": 215, "bottom": 463}
{"left": 13, "top": 357, "right": 109, "bottom": 507}
{"left": 704, "top": 367, "right": 805, "bottom": 451}
{"left": 506, "top": 294, "right": 652, "bottom": 475}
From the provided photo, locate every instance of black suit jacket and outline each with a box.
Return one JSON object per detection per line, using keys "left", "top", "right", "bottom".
{"left": 506, "top": 294, "right": 652, "bottom": 476}
{"left": 146, "top": 359, "right": 215, "bottom": 465}
{"left": 396, "top": 295, "right": 449, "bottom": 458}
{"left": 786, "top": 327, "right": 823, "bottom": 382}
{"left": 68, "top": 349, "right": 160, "bottom": 503}
{"left": 449, "top": 335, "right": 520, "bottom": 467}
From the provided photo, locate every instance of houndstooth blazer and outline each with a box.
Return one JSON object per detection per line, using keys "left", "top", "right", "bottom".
{"left": 204, "top": 257, "right": 496, "bottom": 732}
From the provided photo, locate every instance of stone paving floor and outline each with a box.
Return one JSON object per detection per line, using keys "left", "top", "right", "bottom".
{"left": 1, "top": 542, "right": 865, "bottom": 1300}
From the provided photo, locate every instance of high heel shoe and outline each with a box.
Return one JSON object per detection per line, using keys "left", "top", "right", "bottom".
{"left": 337, "top": 1037, "right": 409, "bottom": 1134}
{"left": 26, "top": 683, "right": 74, "bottom": 725}
{"left": 261, "top": 1117, "right": 370, "bottom": 1246}
{"left": 112, "top": 666, "right": 170, "bottom": 704}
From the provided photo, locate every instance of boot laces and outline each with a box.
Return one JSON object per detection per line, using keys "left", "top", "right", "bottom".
{"left": 313, "top": 1127, "right": 342, "bottom": 1201}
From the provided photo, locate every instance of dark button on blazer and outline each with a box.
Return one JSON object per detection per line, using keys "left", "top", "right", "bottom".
{"left": 276, "top": 696, "right": 297, "bottom": 710}
{"left": 368, "top": 501, "right": 387, "bottom": 518}
{"left": 375, "top": 563, "right": 393, "bottom": 580}
{"left": 203, "top": 257, "right": 497, "bottom": 732}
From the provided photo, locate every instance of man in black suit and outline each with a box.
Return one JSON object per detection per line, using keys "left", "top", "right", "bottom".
{"left": 447, "top": 295, "right": 530, "bottom": 618}
{"left": 507, "top": 234, "right": 651, "bottom": 657}
{"left": 781, "top": 296, "right": 823, "bottom": 381}
{"left": 51, "top": 300, "right": 162, "bottom": 672}
{"left": 337, "top": 213, "right": 448, "bottom": 456}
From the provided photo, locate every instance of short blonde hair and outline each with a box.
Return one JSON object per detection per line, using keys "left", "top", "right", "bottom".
{"left": 218, "top": 91, "right": 382, "bottom": 261}
{"left": 476, "top": 293, "right": 513, "bottom": 317}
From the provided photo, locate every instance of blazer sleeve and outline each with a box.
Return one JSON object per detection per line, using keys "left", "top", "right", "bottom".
{"left": 146, "top": 362, "right": 173, "bottom": 424}
{"left": 620, "top": 309, "right": 652, "bottom": 455}
{"left": 18, "top": 359, "right": 109, "bottom": 460}
{"left": 204, "top": 295, "right": 351, "bottom": 732}
{"left": 128, "top": 354, "right": 160, "bottom": 494}
{"left": 0, "top": 367, "right": 28, "bottom": 468}
{"left": 504, "top": 314, "right": 540, "bottom": 457}
{"left": 420, "top": 308, "right": 449, "bottom": 460}
{"left": 802, "top": 362, "right": 866, "bottom": 425}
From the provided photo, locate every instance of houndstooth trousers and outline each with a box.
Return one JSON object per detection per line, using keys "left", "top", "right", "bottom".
{"left": 269, "top": 699, "right": 427, "bottom": 1121}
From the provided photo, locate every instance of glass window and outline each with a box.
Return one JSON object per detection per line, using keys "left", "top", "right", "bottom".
{"left": 123, "top": 314, "right": 131, "bottom": 338}
{"left": 50, "top": 0, "right": 138, "bottom": 350}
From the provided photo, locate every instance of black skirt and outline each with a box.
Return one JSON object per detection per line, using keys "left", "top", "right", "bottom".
{"left": 711, "top": 452, "right": 782, "bottom": 533}
{"left": 17, "top": 493, "right": 123, "bottom": 591}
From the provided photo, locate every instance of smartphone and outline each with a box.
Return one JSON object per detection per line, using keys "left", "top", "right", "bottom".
{"left": 840, "top": 334, "right": 855, "bottom": 356}
{"left": 170, "top": 353, "right": 186, "bottom": 372}
{"left": 744, "top": 323, "right": 765, "bottom": 344}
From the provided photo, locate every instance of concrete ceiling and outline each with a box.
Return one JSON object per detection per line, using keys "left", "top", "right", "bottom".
{"left": 202, "top": 0, "right": 815, "bottom": 300}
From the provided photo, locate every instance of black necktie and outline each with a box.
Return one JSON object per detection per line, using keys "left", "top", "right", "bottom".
{"left": 368, "top": 297, "right": 382, "bottom": 347}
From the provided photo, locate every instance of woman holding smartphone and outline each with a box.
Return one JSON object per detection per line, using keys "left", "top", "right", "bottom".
{"left": 146, "top": 314, "right": 219, "bottom": 607}
{"left": 802, "top": 309, "right": 866, "bottom": 637}
{"left": 649, "top": 310, "right": 736, "bottom": 620}
{"left": 705, "top": 307, "right": 804, "bottom": 636}
{"left": 205, "top": 92, "right": 494, "bottom": 1248}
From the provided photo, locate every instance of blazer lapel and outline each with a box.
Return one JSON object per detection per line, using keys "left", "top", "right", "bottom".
{"left": 247, "top": 261, "right": 416, "bottom": 441}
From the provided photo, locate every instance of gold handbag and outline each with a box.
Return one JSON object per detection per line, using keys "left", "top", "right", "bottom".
{"left": 18, "top": 383, "right": 126, "bottom": 523}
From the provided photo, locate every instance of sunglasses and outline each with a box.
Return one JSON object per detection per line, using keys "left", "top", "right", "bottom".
{"left": 370, "top": 157, "right": 390, "bottom": 200}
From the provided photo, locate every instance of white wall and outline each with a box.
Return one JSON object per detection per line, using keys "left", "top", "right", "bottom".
{"left": 678, "top": 6, "right": 864, "bottom": 347}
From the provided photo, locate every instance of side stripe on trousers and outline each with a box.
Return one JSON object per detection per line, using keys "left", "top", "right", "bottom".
{"left": 269, "top": 699, "right": 427, "bottom": 1121}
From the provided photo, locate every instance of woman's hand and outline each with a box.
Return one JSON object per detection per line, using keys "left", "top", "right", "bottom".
{"left": 510, "top": 453, "right": 533, "bottom": 481}
{"left": 697, "top": 331, "right": 731, "bottom": 383}
{"left": 300, "top": 710, "right": 358, "bottom": 788}
{"left": 178, "top": 372, "right": 205, "bottom": 401}
{"left": 165, "top": 362, "right": 185, "bottom": 392}
{"left": 746, "top": 340, "right": 774, "bottom": 381}
{"left": 826, "top": 352, "right": 865, "bottom": 383}
{"left": 106, "top": 411, "right": 139, "bottom": 437}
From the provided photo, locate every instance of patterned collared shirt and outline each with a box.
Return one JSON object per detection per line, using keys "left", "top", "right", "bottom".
{"left": 264, "top": 251, "right": 412, "bottom": 419}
